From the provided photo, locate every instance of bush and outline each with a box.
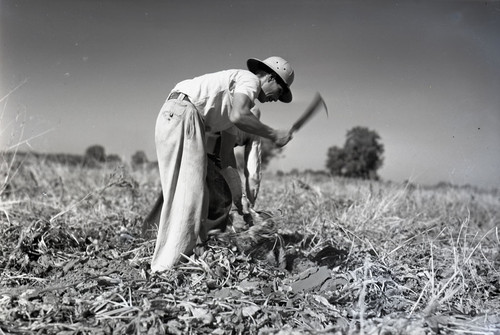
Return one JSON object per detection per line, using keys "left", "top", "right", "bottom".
{"left": 326, "top": 126, "right": 384, "bottom": 179}
{"left": 131, "top": 151, "right": 148, "bottom": 167}
{"left": 84, "top": 145, "right": 106, "bottom": 167}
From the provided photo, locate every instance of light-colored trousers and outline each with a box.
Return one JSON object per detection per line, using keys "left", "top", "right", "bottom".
{"left": 151, "top": 98, "right": 208, "bottom": 272}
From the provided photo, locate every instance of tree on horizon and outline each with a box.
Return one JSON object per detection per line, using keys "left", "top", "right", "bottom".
{"left": 326, "top": 126, "right": 384, "bottom": 180}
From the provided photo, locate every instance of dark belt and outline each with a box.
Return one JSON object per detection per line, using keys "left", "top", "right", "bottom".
{"left": 168, "top": 92, "right": 191, "bottom": 102}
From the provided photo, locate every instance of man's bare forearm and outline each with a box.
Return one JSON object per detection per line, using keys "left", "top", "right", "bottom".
{"left": 230, "top": 93, "right": 291, "bottom": 147}
{"left": 231, "top": 113, "right": 277, "bottom": 141}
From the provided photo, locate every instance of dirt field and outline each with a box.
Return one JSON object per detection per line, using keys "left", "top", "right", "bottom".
{"left": 1, "top": 156, "right": 499, "bottom": 334}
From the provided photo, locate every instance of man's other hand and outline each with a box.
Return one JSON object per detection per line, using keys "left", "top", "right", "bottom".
{"left": 274, "top": 129, "right": 293, "bottom": 147}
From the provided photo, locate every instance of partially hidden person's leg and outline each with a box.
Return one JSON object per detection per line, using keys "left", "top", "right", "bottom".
{"left": 141, "top": 191, "right": 163, "bottom": 239}
{"left": 151, "top": 99, "right": 206, "bottom": 272}
{"left": 205, "top": 155, "right": 232, "bottom": 232}
{"left": 142, "top": 156, "right": 229, "bottom": 240}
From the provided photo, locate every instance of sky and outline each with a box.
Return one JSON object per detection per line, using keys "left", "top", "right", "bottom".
{"left": 1, "top": 0, "right": 500, "bottom": 189}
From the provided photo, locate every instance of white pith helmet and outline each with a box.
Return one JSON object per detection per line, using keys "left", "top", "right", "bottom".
{"left": 247, "top": 56, "right": 295, "bottom": 103}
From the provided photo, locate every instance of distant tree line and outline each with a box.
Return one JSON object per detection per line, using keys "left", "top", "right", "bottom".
{"left": 82, "top": 145, "right": 122, "bottom": 167}
{"left": 273, "top": 127, "right": 384, "bottom": 180}
{"left": 1, "top": 151, "right": 86, "bottom": 166}
{"left": 233, "top": 126, "right": 385, "bottom": 181}
{"left": 1, "top": 145, "right": 142, "bottom": 168}
{"left": 2, "top": 126, "right": 385, "bottom": 181}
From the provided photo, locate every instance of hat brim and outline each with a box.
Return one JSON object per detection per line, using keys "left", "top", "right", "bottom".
{"left": 247, "top": 58, "right": 292, "bottom": 103}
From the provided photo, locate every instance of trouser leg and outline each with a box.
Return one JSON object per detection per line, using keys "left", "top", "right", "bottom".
{"left": 151, "top": 99, "right": 206, "bottom": 272}
{"left": 142, "top": 191, "right": 163, "bottom": 239}
{"left": 143, "top": 156, "right": 231, "bottom": 239}
{"left": 205, "top": 155, "right": 232, "bottom": 231}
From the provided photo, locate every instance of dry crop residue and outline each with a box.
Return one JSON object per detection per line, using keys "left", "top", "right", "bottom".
{"left": 1, "top": 157, "right": 500, "bottom": 334}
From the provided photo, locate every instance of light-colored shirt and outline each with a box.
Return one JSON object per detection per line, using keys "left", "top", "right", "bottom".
{"left": 235, "top": 127, "right": 262, "bottom": 204}
{"left": 170, "top": 69, "right": 260, "bottom": 134}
